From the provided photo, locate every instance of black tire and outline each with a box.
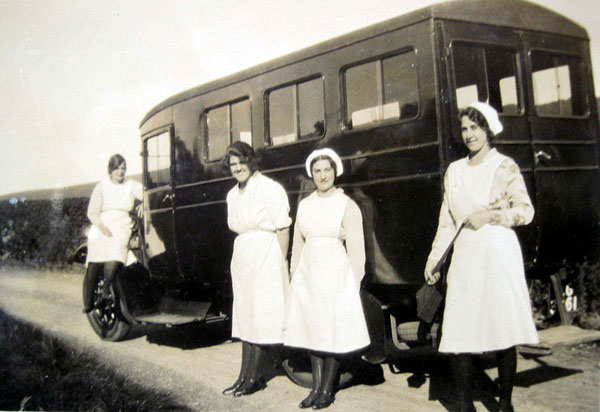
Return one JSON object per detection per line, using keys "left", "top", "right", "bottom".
{"left": 86, "top": 275, "right": 131, "bottom": 342}
{"left": 281, "top": 349, "right": 354, "bottom": 388}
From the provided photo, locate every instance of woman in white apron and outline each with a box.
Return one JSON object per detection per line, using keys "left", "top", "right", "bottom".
{"left": 284, "top": 148, "right": 370, "bottom": 409}
{"left": 222, "top": 142, "right": 291, "bottom": 397}
{"left": 424, "top": 102, "right": 538, "bottom": 412}
{"left": 83, "top": 154, "right": 142, "bottom": 312}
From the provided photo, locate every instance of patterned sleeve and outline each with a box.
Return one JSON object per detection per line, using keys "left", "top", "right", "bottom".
{"left": 425, "top": 168, "right": 458, "bottom": 272}
{"left": 343, "top": 199, "right": 366, "bottom": 285}
{"left": 87, "top": 182, "right": 103, "bottom": 227}
{"left": 487, "top": 158, "right": 534, "bottom": 227}
{"left": 265, "top": 180, "right": 292, "bottom": 230}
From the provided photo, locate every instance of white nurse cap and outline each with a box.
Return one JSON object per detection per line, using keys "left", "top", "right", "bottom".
{"left": 467, "top": 101, "right": 503, "bottom": 135}
{"left": 305, "top": 148, "right": 344, "bottom": 177}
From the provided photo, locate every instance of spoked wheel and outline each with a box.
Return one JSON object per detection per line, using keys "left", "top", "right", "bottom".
{"left": 281, "top": 349, "right": 355, "bottom": 388}
{"left": 86, "top": 277, "right": 131, "bottom": 341}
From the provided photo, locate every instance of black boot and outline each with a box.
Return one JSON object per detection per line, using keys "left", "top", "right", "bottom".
{"left": 496, "top": 347, "right": 516, "bottom": 412}
{"left": 234, "top": 344, "right": 267, "bottom": 396}
{"left": 299, "top": 354, "right": 323, "bottom": 408}
{"left": 450, "top": 354, "right": 476, "bottom": 412}
{"left": 312, "top": 356, "right": 338, "bottom": 409}
{"left": 223, "top": 341, "right": 251, "bottom": 395}
{"left": 82, "top": 263, "right": 101, "bottom": 312}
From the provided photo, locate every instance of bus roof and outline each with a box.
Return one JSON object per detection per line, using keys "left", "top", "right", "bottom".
{"left": 140, "top": 0, "right": 588, "bottom": 128}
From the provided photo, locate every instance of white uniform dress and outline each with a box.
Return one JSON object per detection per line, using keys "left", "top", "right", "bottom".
{"left": 426, "top": 148, "right": 539, "bottom": 353}
{"left": 86, "top": 178, "right": 142, "bottom": 264}
{"left": 227, "top": 173, "right": 292, "bottom": 344}
{"left": 284, "top": 188, "right": 370, "bottom": 354}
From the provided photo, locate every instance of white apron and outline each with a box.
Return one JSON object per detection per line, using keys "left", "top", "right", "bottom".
{"left": 87, "top": 179, "right": 140, "bottom": 264}
{"left": 227, "top": 173, "right": 291, "bottom": 344}
{"left": 439, "top": 151, "right": 538, "bottom": 353}
{"left": 284, "top": 191, "right": 370, "bottom": 353}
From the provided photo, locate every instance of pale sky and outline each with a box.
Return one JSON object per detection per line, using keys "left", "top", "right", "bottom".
{"left": 0, "top": 0, "right": 598, "bottom": 196}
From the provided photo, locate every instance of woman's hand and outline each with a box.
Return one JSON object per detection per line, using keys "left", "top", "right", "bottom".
{"left": 464, "top": 210, "right": 491, "bottom": 230}
{"left": 99, "top": 224, "right": 112, "bottom": 237}
{"left": 424, "top": 261, "right": 440, "bottom": 285}
{"left": 135, "top": 203, "right": 144, "bottom": 219}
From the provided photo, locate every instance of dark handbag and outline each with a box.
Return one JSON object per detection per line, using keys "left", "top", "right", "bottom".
{"left": 416, "top": 223, "right": 465, "bottom": 323}
{"left": 416, "top": 283, "right": 443, "bottom": 323}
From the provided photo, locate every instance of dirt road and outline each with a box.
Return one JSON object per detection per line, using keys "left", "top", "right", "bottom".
{"left": 0, "top": 267, "right": 598, "bottom": 411}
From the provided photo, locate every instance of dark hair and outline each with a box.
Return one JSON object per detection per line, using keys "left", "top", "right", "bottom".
{"left": 108, "top": 154, "right": 126, "bottom": 174}
{"left": 458, "top": 107, "right": 493, "bottom": 140}
{"left": 310, "top": 155, "right": 337, "bottom": 179}
{"left": 223, "top": 141, "right": 259, "bottom": 173}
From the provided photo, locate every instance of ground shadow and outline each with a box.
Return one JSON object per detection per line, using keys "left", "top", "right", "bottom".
{"left": 364, "top": 346, "right": 583, "bottom": 412}
{"left": 144, "top": 321, "right": 231, "bottom": 349}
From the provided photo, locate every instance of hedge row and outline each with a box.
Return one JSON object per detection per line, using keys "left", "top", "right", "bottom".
{"left": 0, "top": 197, "right": 88, "bottom": 267}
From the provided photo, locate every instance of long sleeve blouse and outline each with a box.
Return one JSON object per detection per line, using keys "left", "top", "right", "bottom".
{"left": 426, "top": 155, "right": 534, "bottom": 271}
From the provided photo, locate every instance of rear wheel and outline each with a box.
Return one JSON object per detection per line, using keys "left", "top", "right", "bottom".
{"left": 86, "top": 276, "right": 131, "bottom": 341}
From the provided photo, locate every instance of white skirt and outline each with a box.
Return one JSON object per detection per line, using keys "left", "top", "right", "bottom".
{"left": 87, "top": 210, "right": 132, "bottom": 264}
{"left": 439, "top": 225, "right": 538, "bottom": 353}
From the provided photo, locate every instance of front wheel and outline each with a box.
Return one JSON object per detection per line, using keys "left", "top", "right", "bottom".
{"left": 86, "top": 276, "right": 131, "bottom": 341}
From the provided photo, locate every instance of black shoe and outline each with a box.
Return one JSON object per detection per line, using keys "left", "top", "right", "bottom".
{"left": 312, "top": 391, "right": 335, "bottom": 409}
{"left": 222, "top": 378, "right": 245, "bottom": 395}
{"left": 299, "top": 390, "right": 320, "bottom": 408}
{"left": 233, "top": 378, "right": 266, "bottom": 397}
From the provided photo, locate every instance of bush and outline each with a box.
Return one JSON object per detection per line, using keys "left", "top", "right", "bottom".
{"left": 530, "top": 259, "right": 600, "bottom": 330}
{"left": 0, "top": 197, "right": 88, "bottom": 267}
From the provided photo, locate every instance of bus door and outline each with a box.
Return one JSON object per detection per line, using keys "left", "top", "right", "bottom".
{"left": 521, "top": 32, "right": 600, "bottom": 270}
{"left": 441, "top": 20, "right": 537, "bottom": 265}
{"left": 142, "top": 127, "right": 182, "bottom": 279}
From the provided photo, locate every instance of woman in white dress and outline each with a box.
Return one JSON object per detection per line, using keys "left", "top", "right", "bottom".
{"left": 222, "top": 141, "right": 292, "bottom": 397}
{"left": 424, "top": 102, "right": 538, "bottom": 412}
{"left": 284, "top": 148, "right": 370, "bottom": 410}
{"left": 83, "top": 154, "right": 142, "bottom": 312}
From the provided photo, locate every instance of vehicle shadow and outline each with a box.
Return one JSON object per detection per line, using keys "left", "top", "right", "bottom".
{"left": 144, "top": 321, "right": 232, "bottom": 349}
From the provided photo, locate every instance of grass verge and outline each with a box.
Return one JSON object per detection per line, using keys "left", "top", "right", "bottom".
{"left": 0, "top": 309, "right": 190, "bottom": 411}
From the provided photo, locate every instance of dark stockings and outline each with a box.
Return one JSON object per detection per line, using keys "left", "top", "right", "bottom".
{"left": 230, "top": 343, "right": 268, "bottom": 396}
{"left": 299, "top": 354, "right": 324, "bottom": 408}
{"left": 496, "top": 346, "right": 517, "bottom": 412}
{"left": 301, "top": 353, "right": 339, "bottom": 409}
{"left": 223, "top": 341, "right": 252, "bottom": 394}
{"left": 450, "top": 354, "right": 476, "bottom": 412}
{"left": 102, "top": 261, "right": 122, "bottom": 298}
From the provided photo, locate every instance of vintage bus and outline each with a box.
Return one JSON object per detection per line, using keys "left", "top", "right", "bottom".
{"left": 84, "top": 0, "right": 598, "bottom": 372}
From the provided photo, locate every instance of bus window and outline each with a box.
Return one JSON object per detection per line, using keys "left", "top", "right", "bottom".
{"left": 452, "top": 43, "right": 520, "bottom": 114}
{"left": 531, "top": 51, "right": 587, "bottom": 117}
{"left": 267, "top": 77, "right": 325, "bottom": 146}
{"left": 145, "top": 131, "right": 170, "bottom": 189}
{"left": 206, "top": 98, "right": 251, "bottom": 161}
{"left": 344, "top": 50, "right": 418, "bottom": 129}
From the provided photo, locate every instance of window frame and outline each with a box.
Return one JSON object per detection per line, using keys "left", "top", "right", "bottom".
{"left": 450, "top": 40, "right": 524, "bottom": 117}
{"left": 264, "top": 74, "right": 326, "bottom": 148}
{"left": 143, "top": 125, "right": 173, "bottom": 191}
{"left": 203, "top": 96, "right": 253, "bottom": 163}
{"left": 528, "top": 47, "right": 589, "bottom": 119}
{"left": 341, "top": 47, "right": 420, "bottom": 132}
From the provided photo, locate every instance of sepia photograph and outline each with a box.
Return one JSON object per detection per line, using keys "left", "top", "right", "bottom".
{"left": 1, "top": 0, "right": 599, "bottom": 410}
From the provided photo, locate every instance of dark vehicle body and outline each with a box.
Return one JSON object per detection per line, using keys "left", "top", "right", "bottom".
{"left": 88, "top": 0, "right": 599, "bottom": 359}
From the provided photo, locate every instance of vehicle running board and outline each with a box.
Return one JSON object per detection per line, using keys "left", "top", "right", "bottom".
{"left": 133, "top": 297, "right": 213, "bottom": 325}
